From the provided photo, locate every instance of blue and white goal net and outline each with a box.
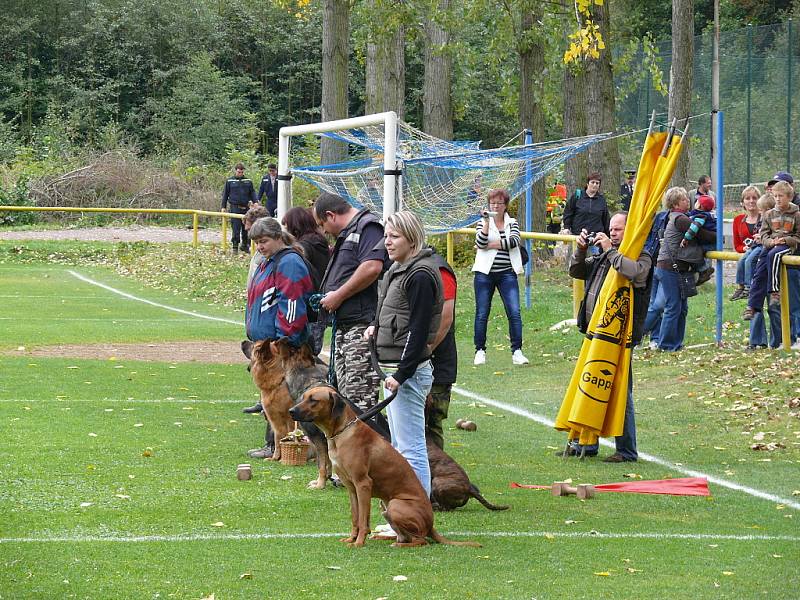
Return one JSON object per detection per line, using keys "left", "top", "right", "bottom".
{"left": 291, "top": 120, "right": 610, "bottom": 233}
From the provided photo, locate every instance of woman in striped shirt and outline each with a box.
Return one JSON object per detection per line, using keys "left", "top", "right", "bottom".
{"left": 471, "top": 188, "right": 529, "bottom": 366}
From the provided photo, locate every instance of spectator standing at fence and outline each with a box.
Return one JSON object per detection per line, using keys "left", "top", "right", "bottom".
{"left": 654, "top": 187, "right": 716, "bottom": 352}
{"left": 472, "top": 188, "right": 529, "bottom": 367}
{"left": 562, "top": 172, "right": 610, "bottom": 248}
{"left": 690, "top": 175, "right": 714, "bottom": 202}
{"left": 619, "top": 170, "right": 635, "bottom": 211}
{"left": 257, "top": 164, "right": 279, "bottom": 217}
{"left": 315, "top": 192, "right": 387, "bottom": 410}
{"left": 731, "top": 186, "right": 763, "bottom": 301}
{"left": 743, "top": 180, "right": 800, "bottom": 321}
{"left": 221, "top": 163, "right": 258, "bottom": 254}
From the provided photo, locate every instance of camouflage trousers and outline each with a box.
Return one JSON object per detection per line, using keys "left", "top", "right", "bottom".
{"left": 334, "top": 323, "right": 380, "bottom": 410}
{"left": 424, "top": 383, "right": 452, "bottom": 450}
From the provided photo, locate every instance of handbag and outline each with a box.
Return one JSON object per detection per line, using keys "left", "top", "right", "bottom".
{"left": 662, "top": 237, "right": 698, "bottom": 300}
{"left": 519, "top": 243, "right": 530, "bottom": 266}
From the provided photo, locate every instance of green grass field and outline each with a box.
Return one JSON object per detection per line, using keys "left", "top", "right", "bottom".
{"left": 1, "top": 241, "right": 798, "bottom": 599}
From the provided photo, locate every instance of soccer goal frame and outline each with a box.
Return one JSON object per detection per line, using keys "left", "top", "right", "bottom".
{"left": 277, "top": 111, "right": 399, "bottom": 221}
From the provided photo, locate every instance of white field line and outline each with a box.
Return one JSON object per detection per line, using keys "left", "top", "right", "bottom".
{"left": 1, "top": 530, "right": 798, "bottom": 544}
{"left": 67, "top": 270, "right": 241, "bottom": 326}
{"left": 62, "top": 269, "right": 800, "bottom": 512}
{"left": 0, "top": 398, "right": 246, "bottom": 404}
{"left": 453, "top": 386, "right": 800, "bottom": 511}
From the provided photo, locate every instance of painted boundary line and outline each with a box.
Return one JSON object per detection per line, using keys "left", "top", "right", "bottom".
{"left": 2, "top": 530, "right": 798, "bottom": 544}
{"left": 453, "top": 386, "right": 800, "bottom": 511}
{"left": 67, "top": 270, "right": 241, "bottom": 326}
{"left": 65, "top": 268, "right": 800, "bottom": 511}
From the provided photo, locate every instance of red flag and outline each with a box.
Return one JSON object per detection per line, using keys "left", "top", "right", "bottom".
{"left": 510, "top": 477, "right": 710, "bottom": 497}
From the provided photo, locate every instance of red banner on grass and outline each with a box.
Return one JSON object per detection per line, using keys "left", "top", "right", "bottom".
{"left": 510, "top": 477, "right": 710, "bottom": 497}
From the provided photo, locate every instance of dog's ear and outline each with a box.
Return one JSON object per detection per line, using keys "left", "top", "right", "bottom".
{"left": 271, "top": 338, "right": 289, "bottom": 358}
{"left": 255, "top": 340, "right": 273, "bottom": 363}
{"left": 241, "top": 340, "right": 253, "bottom": 360}
{"left": 330, "top": 389, "right": 346, "bottom": 420}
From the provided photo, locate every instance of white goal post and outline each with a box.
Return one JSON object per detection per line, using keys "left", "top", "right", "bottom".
{"left": 277, "top": 111, "right": 399, "bottom": 221}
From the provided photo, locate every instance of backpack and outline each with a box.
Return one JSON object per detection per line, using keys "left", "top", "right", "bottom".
{"left": 271, "top": 247, "right": 321, "bottom": 322}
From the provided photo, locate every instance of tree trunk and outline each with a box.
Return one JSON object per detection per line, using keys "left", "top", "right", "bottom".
{"left": 422, "top": 0, "right": 452, "bottom": 140}
{"left": 321, "top": 0, "right": 349, "bottom": 165}
{"left": 561, "top": 1, "right": 586, "bottom": 203}
{"left": 668, "top": 0, "right": 693, "bottom": 188}
{"left": 518, "top": 8, "right": 547, "bottom": 232}
{"left": 584, "top": 0, "right": 621, "bottom": 207}
{"left": 365, "top": 3, "right": 405, "bottom": 120}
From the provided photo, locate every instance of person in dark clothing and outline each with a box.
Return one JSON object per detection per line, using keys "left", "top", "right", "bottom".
{"left": 314, "top": 192, "right": 387, "bottom": 410}
{"left": 221, "top": 163, "right": 257, "bottom": 254}
{"left": 619, "top": 170, "right": 635, "bottom": 211}
{"left": 282, "top": 206, "right": 331, "bottom": 354}
{"left": 424, "top": 249, "right": 458, "bottom": 450}
{"left": 257, "top": 164, "right": 279, "bottom": 217}
{"left": 562, "top": 172, "right": 611, "bottom": 247}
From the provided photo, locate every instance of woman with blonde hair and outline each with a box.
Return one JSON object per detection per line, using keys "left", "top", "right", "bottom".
{"left": 365, "top": 210, "right": 443, "bottom": 498}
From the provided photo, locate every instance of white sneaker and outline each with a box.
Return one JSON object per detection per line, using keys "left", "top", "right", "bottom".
{"left": 512, "top": 349, "right": 529, "bottom": 365}
{"left": 473, "top": 350, "right": 486, "bottom": 365}
{"left": 792, "top": 340, "right": 800, "bottom": 351}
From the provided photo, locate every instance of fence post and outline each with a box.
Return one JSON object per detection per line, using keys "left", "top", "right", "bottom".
{"left": 446, "top": 231, "right": 454, "bottom": 266}
{"left": 787, "top": 18, "right": 793, "bottom": 172}
{"left": 192, "top": 213, "right": 199, "bottom": 248}
{"left": 746, "top": 23, "right": 752, "bottom": 184}
{"left": 524, "top": 129, "right": 533, "bottom": 309}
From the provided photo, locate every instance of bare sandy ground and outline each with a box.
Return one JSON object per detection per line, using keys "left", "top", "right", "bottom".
{"left": 9, "top": 341, "right": 245, "bottom": 364}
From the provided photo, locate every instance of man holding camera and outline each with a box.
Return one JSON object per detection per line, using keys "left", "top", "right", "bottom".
{"left": 564, "top": 211, "right": 651, "bottom": 462}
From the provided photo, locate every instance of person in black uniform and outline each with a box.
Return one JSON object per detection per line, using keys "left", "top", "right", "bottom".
{"left": 257, "top": 163, "right": 279, "bottom": 217}
{"left": 620, "top": 169, "right": 635, "bottom": 211}
{"left": 221, "top": 163, "right": 257, "bottom": 254}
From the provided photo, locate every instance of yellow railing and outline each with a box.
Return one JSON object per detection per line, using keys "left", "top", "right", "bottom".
{"left": 0, "top": 205, "right": 243, "bottom": 250}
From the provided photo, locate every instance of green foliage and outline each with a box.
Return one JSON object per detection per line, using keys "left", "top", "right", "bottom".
{"left": 145, "top": 53, "right": 258, "bottom": 164}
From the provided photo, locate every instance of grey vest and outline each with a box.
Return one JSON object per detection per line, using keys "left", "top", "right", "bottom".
{"left": 375, "top": 248, "right": 443, "bottom": 363}
{"left": 657, "top": 211, "right": 705, "bottom": 268}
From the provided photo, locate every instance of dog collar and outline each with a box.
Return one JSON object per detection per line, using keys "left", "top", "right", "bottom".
{"left": 329, "top": 417, "right": 358, "bottom": 440}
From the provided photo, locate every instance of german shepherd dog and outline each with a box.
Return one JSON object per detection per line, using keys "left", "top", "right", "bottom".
{"left": 290, "top": 385, "right": 481, "bottom": 548}
{"left": 241, "top": 340, "right": 331, "bottom": 489}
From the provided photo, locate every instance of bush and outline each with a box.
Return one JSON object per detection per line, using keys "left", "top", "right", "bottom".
{"left": 0, "top": 175, "right": 36, "bottom": 226}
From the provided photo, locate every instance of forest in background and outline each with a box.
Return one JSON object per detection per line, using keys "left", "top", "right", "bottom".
{"left": 0, "top": 0, "right": 797, "bottom": 226}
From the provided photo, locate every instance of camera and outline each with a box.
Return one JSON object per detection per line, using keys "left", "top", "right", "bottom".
{"left": 744, "top": 237, "right": 754, "bottom": 247}
{"left": 585, "top": 232, "right": 598, "bottom": 245}
{"left": 481, "top": 209, "right": 498, "bottom": 218}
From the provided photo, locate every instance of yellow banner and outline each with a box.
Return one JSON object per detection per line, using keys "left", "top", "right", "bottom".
{"left": 555, "top": 130, "right": 684, "bottom": 441}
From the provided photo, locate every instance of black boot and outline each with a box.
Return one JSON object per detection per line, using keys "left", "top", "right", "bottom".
{"left": 242, "top": 402, "right": 263, "bottom": 414}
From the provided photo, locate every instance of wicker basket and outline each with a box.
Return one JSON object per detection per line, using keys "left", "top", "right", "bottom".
{"left": 279, "top": 440, "right": 311, "bottom": 466}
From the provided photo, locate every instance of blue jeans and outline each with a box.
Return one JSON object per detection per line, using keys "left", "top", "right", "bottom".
{"left": 736, "top": 245, "right": 763, "bottom": 287}
{"left": 573, "top": 364, "right": 637, "bottom": 460}
{"left": 385, "top": 361, "right": 433, "bottom": 496}
{"left": 749, "top": 300, "right": 781, "bottom": 348}
{"left": 655, "top": 267, "right": 688, "bottom": 351}
{"left": 748, "top": 245, "right": 792, "bottom": 310}
{"left": 473, "top": 270, "right": 523, "bottom": 352}
{"left": 643, "top": 276, "right": 665, "bottom": 345}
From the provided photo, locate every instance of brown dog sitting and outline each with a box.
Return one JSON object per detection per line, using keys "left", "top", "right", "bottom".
{"left": 289, "top": 385, "right": 481, "bottom": 548}
{"left": 427, "top": 435, "right": 510, "bottom": 512}
{"left": 242, "top": 340, "right": 330, "bottom": 489}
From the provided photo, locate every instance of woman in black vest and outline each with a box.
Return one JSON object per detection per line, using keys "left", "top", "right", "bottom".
{"left": 562, "top": 171, "right": 610, "bottom": 242}
{"left": 365, "top": 211, "right": 443, "bottom": 499}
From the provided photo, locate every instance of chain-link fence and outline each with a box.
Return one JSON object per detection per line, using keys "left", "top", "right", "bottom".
{"left": 617, "top": 20, "right": 799, "bottom": 189}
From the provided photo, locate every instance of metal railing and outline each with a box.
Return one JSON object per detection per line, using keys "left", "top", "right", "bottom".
{"left": 0, "top": 205, "right": 244, "bottom": 250}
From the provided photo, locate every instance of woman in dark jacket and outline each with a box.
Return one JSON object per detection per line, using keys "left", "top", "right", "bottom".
{"left": 282, "top": 206, "right": 331, "bottom": 354}
{"left": 562, "top": 172, "right": 610, "bottom": 240}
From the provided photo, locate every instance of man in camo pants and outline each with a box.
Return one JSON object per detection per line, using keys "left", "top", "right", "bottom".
{"left": 315, "top": 192, "right": 387, "bottom": 409}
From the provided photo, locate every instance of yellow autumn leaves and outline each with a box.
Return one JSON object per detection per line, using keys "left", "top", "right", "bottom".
{"left": 563, "top": 0, "right": 606, "bottom": 64}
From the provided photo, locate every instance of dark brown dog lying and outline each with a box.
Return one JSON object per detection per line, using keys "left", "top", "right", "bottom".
{"left": 427, "top": 435, "right": 510, "bottom": 512}
{"left": 242, "top": 340, "right": 330, "bottom": 489}
{"left": 289, "top": 385, "right": 481, "bottom": 548}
